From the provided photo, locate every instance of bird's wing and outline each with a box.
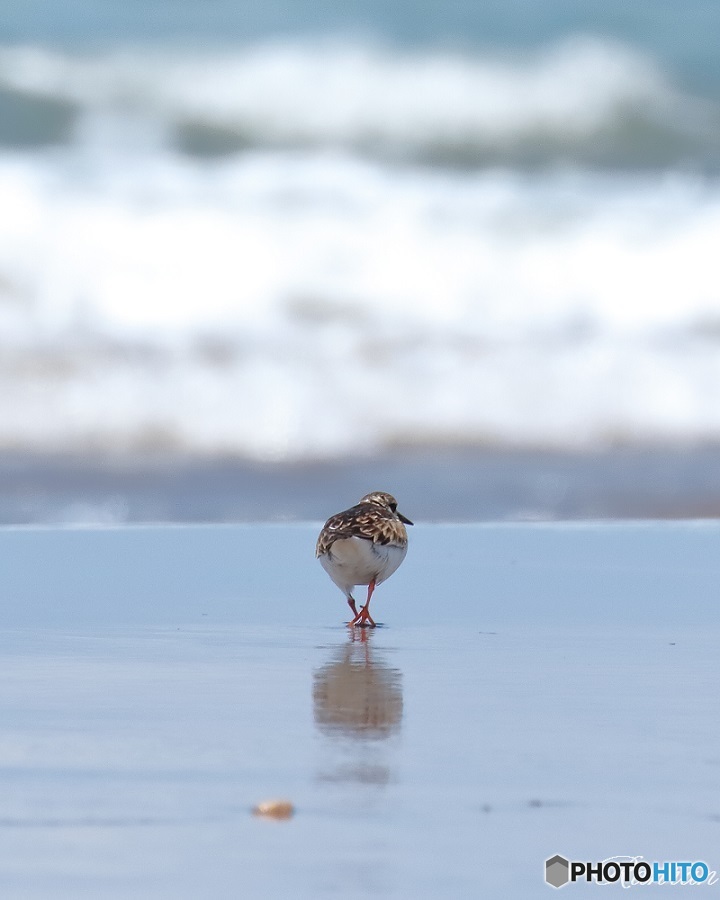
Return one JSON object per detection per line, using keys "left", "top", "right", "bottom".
{"left": 315, "top": 504, "right": 405, "bottom": 556}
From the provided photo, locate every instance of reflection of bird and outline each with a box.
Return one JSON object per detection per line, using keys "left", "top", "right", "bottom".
{"left": 316, "top": 491, "right": 413, "bottom": 626}
{"left": 313, "top": 632, "right": 403, "bottom": 741}
{"left": 313, "top": 632, "right": 403, "bottom": 786}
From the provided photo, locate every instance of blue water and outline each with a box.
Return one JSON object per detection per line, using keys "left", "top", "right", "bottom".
{"left": 2, "top": 0, "right": 720, "bottom": 157}
{"left": 3, "top": 0, "right": 719, "bottom": 97}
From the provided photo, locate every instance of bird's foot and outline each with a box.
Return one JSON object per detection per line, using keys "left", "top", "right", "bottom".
{"left": 349, "top": 605, "right": 376, "bottom": 628}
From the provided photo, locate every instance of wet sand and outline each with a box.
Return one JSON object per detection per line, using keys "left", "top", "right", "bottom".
{"left": 1, "top": 522, "right": 719, "bottom": 897}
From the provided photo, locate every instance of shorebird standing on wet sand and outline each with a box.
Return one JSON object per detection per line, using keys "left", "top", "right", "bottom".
{"left": 316, "top": 491, "right": 413, "bottom": 627}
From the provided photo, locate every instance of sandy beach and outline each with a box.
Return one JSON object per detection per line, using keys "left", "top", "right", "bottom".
{"left": 1, "top": 521, "right": 719, "bottom": 898}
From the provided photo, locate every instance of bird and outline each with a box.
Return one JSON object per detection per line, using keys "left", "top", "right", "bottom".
{"left": 316, "top": 491, "right": 413, "bottom": 627}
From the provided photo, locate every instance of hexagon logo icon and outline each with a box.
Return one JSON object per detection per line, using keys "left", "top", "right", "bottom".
{"left": 545, "top": 855, "right": 570, "bottom": 888}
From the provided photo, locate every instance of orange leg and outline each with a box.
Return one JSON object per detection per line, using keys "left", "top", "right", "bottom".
{"left": 350, "top": 580, "right": 376, "bottom": 627}
{"left": 346, "top": 595, "right": 359, "bottom": 623}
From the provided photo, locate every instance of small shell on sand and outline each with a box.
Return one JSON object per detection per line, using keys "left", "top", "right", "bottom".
{"left": 252, "top": 799, "right": 295, "bottom": 820}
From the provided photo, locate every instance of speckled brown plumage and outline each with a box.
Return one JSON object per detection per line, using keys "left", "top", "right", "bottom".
{"left": 315, "top": 491, "right": 411, "bottom": 557}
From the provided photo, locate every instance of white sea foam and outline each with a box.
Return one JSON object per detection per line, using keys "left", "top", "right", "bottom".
{"left": 1, "top": 137, "right": 720, "bottom": 458}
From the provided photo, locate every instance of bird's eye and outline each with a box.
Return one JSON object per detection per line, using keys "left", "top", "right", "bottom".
{"left": 389, "top": 502, "right": 397, "bottom": 512}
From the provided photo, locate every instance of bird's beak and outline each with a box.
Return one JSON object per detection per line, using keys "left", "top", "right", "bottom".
{"left": 398, "top": 512, "right": 414, "bottom": 526}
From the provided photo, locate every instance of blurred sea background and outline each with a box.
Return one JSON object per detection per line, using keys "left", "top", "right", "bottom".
{"left": 2, "top": 0, "right": 720, "bottom": 523}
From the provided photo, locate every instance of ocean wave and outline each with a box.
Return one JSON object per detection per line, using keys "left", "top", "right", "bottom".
{"left": 1, "top": 146, "right": 720, "bottom": 458}
{"left": 0, "top": 37, "right": 717, "bottom": 168}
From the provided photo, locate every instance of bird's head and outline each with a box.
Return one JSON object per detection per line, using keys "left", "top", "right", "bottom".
{"left": 359, "top": 491, "right": 413, "bottom": 525}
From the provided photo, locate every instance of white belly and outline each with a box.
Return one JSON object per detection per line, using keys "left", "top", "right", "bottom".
{"left": 320, "top": 537, "right": 407, "bottom": 594}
